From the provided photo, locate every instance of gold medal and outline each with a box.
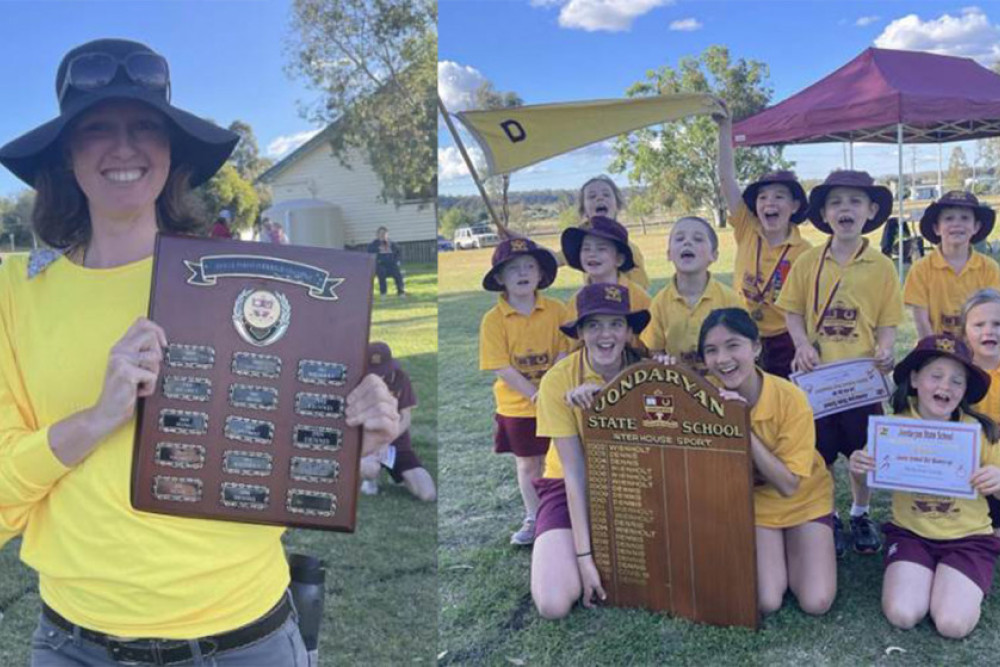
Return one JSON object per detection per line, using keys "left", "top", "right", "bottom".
{"left": 751, "top": 308, "right": 764, "bottom": 321}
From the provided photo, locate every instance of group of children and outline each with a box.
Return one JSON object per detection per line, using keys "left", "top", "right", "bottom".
{"left": 475, "top": 110, "right": 1000, "bottom": 637}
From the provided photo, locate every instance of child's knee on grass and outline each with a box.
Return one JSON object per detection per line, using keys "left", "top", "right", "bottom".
{"left": 930, "top": 607, "right": 980, "bottom": 640}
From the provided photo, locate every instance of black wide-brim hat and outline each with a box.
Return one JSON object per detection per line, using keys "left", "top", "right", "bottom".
{"left": 892, "top": 335, "right": 990, "bottom": 405}
{"left": 919, "top": 190, "right": 996, "bottom": 245}
{"left": 741, "top": 170, "right": 809, "bottom": 224}
{"left": 482, "top": 237, "right": 559, "bottom": 292}
{"left": 561, "top": 216, "right": 635, "bottom": 274}
{"left": 807, "top": 170, "right": 894, "bottom": 235}
{"left": 560, "top": 283, "right": 650, "bottom": 339}
{"left": 0, "top": 38, "right": 238, "bottom": 188}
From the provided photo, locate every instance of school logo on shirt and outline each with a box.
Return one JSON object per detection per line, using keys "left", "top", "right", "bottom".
{"left": 940, "top": 314, "right": 962, "bottom": 336}
{"left": 819, "top": 301, "right": 859, "bottom": 341}
{"left": 513, "top": 351, "right": 551, "bottom": 384}
{"left": 912, "top": 497, "right": 959, "bottom": 518}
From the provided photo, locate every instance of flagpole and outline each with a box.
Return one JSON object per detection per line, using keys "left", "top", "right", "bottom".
{"left": 437, "top": 95, "right": 510, "bottom": 238}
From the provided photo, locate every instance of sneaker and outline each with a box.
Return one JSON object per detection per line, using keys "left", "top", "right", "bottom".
{"left": 360, "top": 479, "right": 379, "bottom": 496}
{"left": 833, "top": 516, "right": 848, "bottom": 560}
{"left": 510, "top": 517, "right": 536, "bottom": 546}
{"left": 851, "top": 513, "right": 881, "bottom": 554}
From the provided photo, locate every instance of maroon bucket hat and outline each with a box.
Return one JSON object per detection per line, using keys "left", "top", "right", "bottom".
{"left": 482, "top": 237, "right": 559, "bottom": 292}
{"left": 807, "top": 170, "right": 894, "bottom": 234}
{"left": 560, "top": 283, "right": 650, "bottom": 339}
{"left": 919, "top": 190, "right": 996, "bottom": 245}
{"left": 368, "top": 341, "right": 400, "bottom": 378}
{"left": 560, "top": 216, "right": 636, "bottom": 274}
{"left": 893, "top": 335, "right": 990, "bottom": 405}
{"left": 741, "top": 170, "right": 809, "bottom": 224}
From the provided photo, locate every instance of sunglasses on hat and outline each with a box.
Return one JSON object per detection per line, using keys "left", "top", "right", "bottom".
{"left": 58, "top": 52, "right": 171, "bottom": 105}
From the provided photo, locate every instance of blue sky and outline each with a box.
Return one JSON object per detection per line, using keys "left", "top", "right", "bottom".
{"left": 439, "top": 1, "right": 1000, "bottom": 196}
{"left": 0, "top": 0, "right": 324, "bottom": 197}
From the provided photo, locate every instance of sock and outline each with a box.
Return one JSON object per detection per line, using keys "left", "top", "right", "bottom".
{"left": 850, "top": 504, "right": 869, "bottom": 518}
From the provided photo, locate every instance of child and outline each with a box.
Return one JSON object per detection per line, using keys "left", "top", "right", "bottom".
{"left": 641, "top": 216, "right": 744, "bottom": 372}
{"left": 849, "top": 335, "right": 1000, "bottom": 639}
{"left": 577, "top": 175, "right": 650, "bottom": 289}
{"left": 962, "top": 288, "right": 1000, "bottom": 537}
{"left": 479, "top": 238, "right": 567, "bottom": 545}
{"left": 716, "top": 112, "right": 812, "bottom": 378}
{"left": 532, "top": 283, "right": 650, "bottom": 619}
{"left": 359, "top": 342, "right": 436, "bottom": 501}
{"left": 699, "top": 308, "right": 835, "bottom": 615}
{"left": 904, "top": 191, "right": 999, "bottom": 339}
{"left": 776, "top": 170, "right": 904, "bottom": 558}
{"left": 561, "top": 215, "right": 652, "bottom": 337}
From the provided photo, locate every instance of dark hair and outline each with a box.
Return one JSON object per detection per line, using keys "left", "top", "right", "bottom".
{"left": 672, "top": 216, "right": 719, "bottom": 252}
{"left": 697, "top": 308, "right": 759, "bottom": 360}
{"left": 577, "top": 175, "right": 626, "bottom": 219}
{"left": 891, "top": 355, "right": 1000, "bottom": 444}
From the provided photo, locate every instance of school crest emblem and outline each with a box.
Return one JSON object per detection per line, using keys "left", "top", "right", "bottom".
{"left": 510, "top": 239, "right": 529, "bottom": 252}
{"left": 604, "top": 286, "right": 623, "bottom": 303}
{"left": 233, "top": 288, "right": 291, "bottom": 347}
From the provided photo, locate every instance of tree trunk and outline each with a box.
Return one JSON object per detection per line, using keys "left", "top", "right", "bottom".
{"left": 713, "top": 207, "right": 727, "bottom": 229}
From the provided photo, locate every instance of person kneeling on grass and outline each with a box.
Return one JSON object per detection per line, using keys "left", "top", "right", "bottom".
{"left": 699, "top": 308, "right": 836, "bottom": 615}
{"left": 531, "top": 283, "right": 649, "bottom": 619}
{"left": 849, "top": 335, "right": 1000, "bottom": 639}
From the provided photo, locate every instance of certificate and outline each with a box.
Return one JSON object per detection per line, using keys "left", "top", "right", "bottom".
{"left": 790, "top": 358, "right": 889, "bottom": 419}
{"left": 866, "top": 416, "right": 980, "bottom": 499}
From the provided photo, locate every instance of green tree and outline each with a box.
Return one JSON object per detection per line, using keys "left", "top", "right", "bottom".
{"left": 609, "top": 46, "right": 789, "bottom": 227}
{"left": 287, "top": 0, "right": 436, "bottom": 204}
{"left": 228, "top": 120, "right": 274, "bottom": 212}
{"left": 438, "top": 207, "right": 473, "bottom": 237}
{"left": 946, "top": 146, "right": 970, "bottom": 191}
{"left": 199, "top": 164, "right": 260, "bottom": 233}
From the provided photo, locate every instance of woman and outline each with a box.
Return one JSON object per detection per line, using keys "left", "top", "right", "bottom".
{"left": 0, "top": 39, "right": 399, "bottom": 665}
{"left": 531, "top": 282, "right": 649, "bottom": 619}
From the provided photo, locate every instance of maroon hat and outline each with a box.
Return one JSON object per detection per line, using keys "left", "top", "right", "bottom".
{"left": 560, "top": 283, "right": 650, "bottom": 339}
{"left": 560, "top": 216, "right": 636, "bottom": 274}
{"left": 893, "top": 335, "right": 990, "bottom": 405}
{"left": 919, "top": 190, "right": 996, "bottom": 245}
{"left": 741, "top": 170, "right": 809, "bottom": 224}
{"left": 481, "top": 237, "right": 559, "bottom": 292}
{"left": 368, "top": 341, "right": 399, "bottom": 378}
{"left": 807, "top": 170, "right": 894, "bottom": 234}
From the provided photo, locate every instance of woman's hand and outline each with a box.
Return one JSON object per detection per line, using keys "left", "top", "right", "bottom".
{"left": 346, "top": 374, "right": 401, "bottom": 457}
{"left": 791, "top": 344, "right": 820, "bottom": 373}
{"left": 91, "top": 317, "right": 167, "bottom": 434}
{"left": 718, "top": 389, "right": 747, "bottom": 403}
{"left": 652, "top": 352, "right": 676, "bottom": 366}
{"left": 971, "top": 465, "right": 1000, "bottom": 497}
{"left": 565, "top": 383, "right": 603, "bottom": 410}
{"left": 848, "top": 449, "right": 875, "bottom": 477}
{"left": 577, "top": 555, "right": 606, "bottom": 609}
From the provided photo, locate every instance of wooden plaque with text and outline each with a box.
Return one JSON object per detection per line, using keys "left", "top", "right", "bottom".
{"left": 582, "top": 361, "right": 758, "bottom": 628}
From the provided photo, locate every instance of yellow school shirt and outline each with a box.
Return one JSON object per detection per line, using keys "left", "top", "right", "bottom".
{"left": 0, "top": 253, "right": 288, "bottom": 638}
{"left": 750, "top": 373, "right": 833, "bottom": 528}
{"left": 903, "top": 249, "right": 1000, "bottom": 337}
{"left": 640, "top": 275, "right": 745, "bottom": 370}
{"left": 479, "top": 293, "right": 569, "bottom": 417}
{"left": 775, "top": 240, "right": 904, "bottom": 363}
{"left": 731, "top": 201, "right": 812, "bottom": 337}
{"left": 973, "top": 365, "right": 1000, "bottom": 423}
{"left": 536, "top": 349, "right": 603, "bottom": 480}
{"left": 891, "top": 408, "right": 1000, "bottom": 540}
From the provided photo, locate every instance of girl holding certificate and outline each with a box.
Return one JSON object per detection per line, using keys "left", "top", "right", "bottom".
{"left": 849, "top": 335, "right": 1000, "bottom": 639}
{"left": 698, "top": 308, "right": 836, "bottom": 615}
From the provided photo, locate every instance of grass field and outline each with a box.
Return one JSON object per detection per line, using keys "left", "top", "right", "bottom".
{"left": 438, "top": 226, "right": 1000, "bottom": 665}
{"left": 0, "top": 263, "right": 437, "bottom": 666}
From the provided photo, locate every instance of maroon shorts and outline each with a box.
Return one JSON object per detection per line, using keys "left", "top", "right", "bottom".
{"left": 810, "top": 513, "right": 835, "bottom": 531}
{"left": 382, "top": 432, "right": 423, "bottom": 484}
{"left": 760, "top": 331, "right": 795, "bottom": 380}
{"left": 533, "top": 477, "right": 571, "bottom": 538}
{"left": 882, "top": 522, "right": 1000, "bottom": 595}
{"left": 815, "top": 403, "right": 883, "bottom": 466}
{"left": 494, "top": 414, "right": 550, "bottom": 457}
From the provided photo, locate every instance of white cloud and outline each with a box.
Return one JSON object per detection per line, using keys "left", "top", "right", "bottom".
{"left": 856, "top": 15, "right": 879, "bottom": 27}
{"left": 438, "top": 61, "right": 488, "bottom": 113}
{"left": 553, "top": 0, "right": 673, "bottom": 33}
{"left": 266, "top": 130, "right": 322, "bottom": 159}
{"left": 438, "top": 145, "right": 486, "bottom": 181}
{"left": 669, "top": 17, "right": 702, "bottom": 31}
{"left": 874, "top": 7, "right": 1000, "bottom": 64}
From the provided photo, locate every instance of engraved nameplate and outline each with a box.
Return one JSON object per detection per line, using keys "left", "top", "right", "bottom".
{"left": 232, "top": 352, "right": 282, "bottom": 379}
{"left": 290, "top": 457, "right": 340, "bottom": 484}
{"left": 220, "top": 482, "right": 270, "bottom": 510}
{"left": 287, "top": 490, "right": 336, "bottom": 517}
{"left": 223, "top": 450, "right": 275, "bottom": 477}
{"left": 223, "top": 416, "right": 275, "bottom": 445}
{"left": 295, "top": 392, "right": 344, "bottom": 419}
{"left": 293, "top": 425, "right": 342, "bottom": 452}
{"left": 165, "top": 344, "right": 215, "bottom": 369}
{"left": 162, "top": 375, "right": 212, "bottom": 402}
{"left": 153, "top": 476, "right": 203, "bottom": 502}
{"left": 229, "top": 384, "right": 279, "bottom": 411}
{"left": 155, "top": 442, "right": 206, "bottom": 470}
{"left": 159, "top": 410, "right": 208, "bottom": 435}
{"left": 298, "top": 360, "right": 347, "bottom": 386}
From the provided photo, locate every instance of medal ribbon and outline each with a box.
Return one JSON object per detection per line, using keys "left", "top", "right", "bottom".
{"left": 753, "top": 236, "right": 792, "bottom": 307}
{"left": 812, "top": 239, "right": 868, "bottom": 332}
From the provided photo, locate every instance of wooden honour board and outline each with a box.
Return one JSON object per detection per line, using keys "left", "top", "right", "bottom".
{"left": 582, "top": 361, "right": 758, "bottom": 628}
